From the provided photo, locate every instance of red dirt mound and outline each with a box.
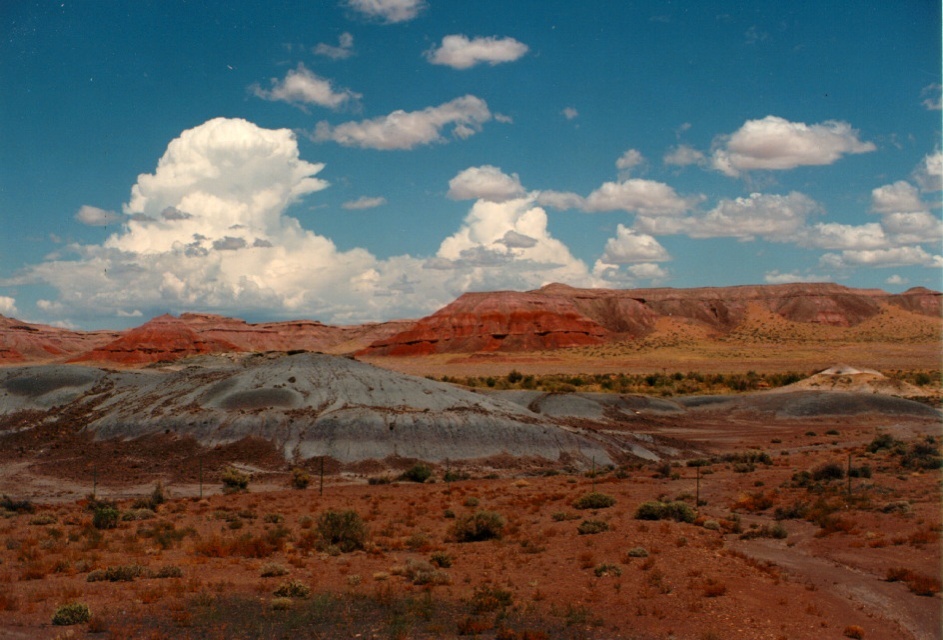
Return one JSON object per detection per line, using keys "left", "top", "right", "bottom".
{"left": 0, "top": 314, "right": 117, "bottom": 364}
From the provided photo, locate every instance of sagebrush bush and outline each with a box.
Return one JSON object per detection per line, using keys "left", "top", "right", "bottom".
{"left": 290, "top": 468, "right": 311, "bottom": 490}
{"left": 572, "top": 492, "right": 616, "bottom": 510}
{"left": 221, "top": 467, "right": 250, "bottom": 493}
{"left": 273, "top": 579, "right": 311, "bottom": 599}
{"left": 91, "top": 505, "right": 119, "bottom": 530}
{"left": 634, "top": 501, "right": 695, "bottom": 523}
{"left": 577, "top": 519, "right": 609, "bottom": 535}
{"left": 451, "top": 510, "right": 505, "bottom": 542}
{"left": 317, "top": 510, "right": 367, "bottom": 552}
{"left": 400, "top": 464, "right": 432, "bottom": 483}
{"left": 52, "top": 602, "right": 91, "bottom": 625}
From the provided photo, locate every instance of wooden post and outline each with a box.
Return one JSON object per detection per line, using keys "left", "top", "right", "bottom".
{"left": 319, "top": 457, "right": 324, "bottom": 496}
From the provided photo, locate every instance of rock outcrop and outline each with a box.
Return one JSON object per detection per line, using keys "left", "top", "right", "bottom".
{"left": 0, "top": 315, "right": 117, "bottom": 364}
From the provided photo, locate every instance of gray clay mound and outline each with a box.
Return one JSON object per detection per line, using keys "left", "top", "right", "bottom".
{"left": 487, "top": 391, "right": 685, "bottom": 419}
{"left": 684, "top": 390, "right": 939, "bottom": 419}
{"left": 1, "top": 353, "right": 613, "bottom": 465}
{"left": 0, "top": 365, "right": 106, "bottom": 411}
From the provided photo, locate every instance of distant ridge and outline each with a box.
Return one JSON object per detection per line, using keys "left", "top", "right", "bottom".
{"left": 1, "top": 283, "right": 939, "bottom": 366}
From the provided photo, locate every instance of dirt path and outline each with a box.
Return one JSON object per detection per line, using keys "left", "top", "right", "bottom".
{"left": 729, "top": 525, "right": 940, "bottom": 640}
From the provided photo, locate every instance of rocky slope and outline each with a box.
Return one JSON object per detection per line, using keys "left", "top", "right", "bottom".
{"left": 0, "top": 315, "right": 117, "bottom": 364}
{"left": 360, "top": 282, "right": 941, "bottom": 355}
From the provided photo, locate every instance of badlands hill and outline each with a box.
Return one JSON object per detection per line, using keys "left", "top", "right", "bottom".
{"left": 359, "top": 282, "right": 941, "bottom": 356}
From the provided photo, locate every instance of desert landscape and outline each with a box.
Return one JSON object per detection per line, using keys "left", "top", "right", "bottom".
{"left": 0, "top": 282, "right": 940, "bottom": 639}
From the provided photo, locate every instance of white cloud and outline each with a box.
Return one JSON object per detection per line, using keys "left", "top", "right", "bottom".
{"left": 425, "top": 34, "right": 529, "bottom": 69}
{"left": 764, "top": 271, "right": 826, "bottom": 284}
{"left": 313, "top": 95, "right": 491, "bottom": 150}
{"left": 711, "top": 115, "right": 875, "bottom": 177}
{"left": 0, "top": 296, "right": 17, "bottom": 316}
{"left": 616, "top": 149, "right": 645, "bottom": 174}
{"left": 820, "top": 246, "right": 943, "bottom": 269}
{"left": 687, "top": 192, "right": 820, "bottom": 241}
{"left": 584, "top": 179, "right": 694, "bottom": 215}
{"left": 881, "top": 211, "right": 943, "bottom": 244}
{"left": 345, "top": 0, "right": 425, "bottom": 23}
{"left": 116, "top": 309, "right": 143, "bottom": 318}
{"left": 913, "top": 151, "right": 943, "bottom": 192}
{"left": 496, "top": 230, "right": 538, "bottom": 249}
{"left": 871, "top": 180, "right": 925, "bottom": 214}
{"left": 75, "top": 205, "right": 122, "bottom": 226}
{"left": 626, "top": 262, "right": 669, "bottom": 280}
{"left": 535, "top": 190, "right": 585, "bottom": 210}
{"left": 799, "top": 222, "right": 888, "bottom": 250}
{"left": 663, "top": 144, "right": 705, "bottom": 167}
{"left": 342, "top": 196, "right": 387, "bottom": 210}
{"left": 252, "top": 63, "right": 360, "bottom": 110}
{"left": 315, "top": 32, "right": 354, "bottom": 59}
{"left": 598, "top": 224, "right": 671, "bottom": 264}
{"left": 885, "top": 274, "right": 908, "bottom": 286}
{"left": 921, "top": 83, "right": 942, "bottom": 111}
{"left": 562, "top": 107, "right": 579, "bottom": 120}
{"left": 447, "top": 166, "right": 526, "bottom": 202}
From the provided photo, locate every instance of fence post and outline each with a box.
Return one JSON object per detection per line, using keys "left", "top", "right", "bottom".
{"left": 319, "top": 457, "right": 324, "bottom": 497}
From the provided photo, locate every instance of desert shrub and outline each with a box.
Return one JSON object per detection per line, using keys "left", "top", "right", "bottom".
{"left": 91, "top": 505, "right": 119, "bottom": 530}
{"left": 720, "top": 450, "right": 772, "bottom": 466}
{"left": 367, "top": 476, "right": 391, "bottom": 485}
{"left": 52, "top": 602, "right": 91, "bottom": 626}
{"left": 451, "top": 511, "right": 505, "bottom": 542}
{"left": 843, "top": 625, "right": 865, "bottom": 639}
{"left": 122, "top": 508, "right": 156, "bottom": 521}
{"left": 221, "top": 467, "right": 250, "bottom": 493}
{"left": 0, "top": 495, "right": 34, "bottom": 514}
{"left": 867, "top": 433, "right": 901, "bottom": 453}
{"left": 738, "top": 523, "right": 787, "bottom": 540}
{"left": 443, "top": 469, "right": 470, "bottom": 482}
{"left": 261, "top": 563, "right": 289, "bottom": 577}
{"left": 812, "top": 462, "right": 845, "bottom": 482}
{"left": 290, "top": 468, "right": 311, "bottom": 490}
{"left": 572, "top": 492, "right": 616, "bottom": 510}
{"left": 774, "top": 500, "right": 810, "bottom": 520}
{"left": 317, "top": 510, "right": 367, "bottom": 552}
{"left": 403, "top": 559, "right": 450, "bottom": 586}
{"left": 848, "top": 464, "right": 872, "bottom": 478}
{"left": 593, "top": 563, "right": 621, "bottom": 577}
{"left": 551, "top": 511, "right": 577, "bottom": 522}
{"left": 132, "top": 481, "right": 167, "bottom": 511}
{"left": 471, "top": 585, "right": 513, "bottom": 613}
{"left": 626, "top": 546, "right": 649, "bottom": 558}
{"left": 153, "top": 565, "right": 183, "bottom": 579}
{"left": 87, "top": 564, "right": 147, "bottom": 582}
{"left": 901, "top": 436, "right": 942, "bottom": 470}
{"left": 463, "top": 496, "right": 480, "bottom": 507}
{"left": 577, "top": 519, "right": 609, "bottom": 535}
{"left": 271, "top": 597, "right": 293, "bottom": 611}
{"left": 29, "top": 514, "right": 57, "bottom": 526}
{"left": 634, "top": 501, "right": 696, "bottom": 523}
{"left": 430, "top": 552, "right": 452, "bottom": 568}
{"left": 400, "top": 464, "right": 432, "bottom": 483}
{"left": 273, "top": 579, "right": 311, "bottom": 599}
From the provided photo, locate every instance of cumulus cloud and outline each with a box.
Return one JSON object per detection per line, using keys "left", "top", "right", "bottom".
{"left": 0, "top": 296, "right": 17, "bottom": 316}
{"left": 447, "top": 166, "right": 526, "bottom": 202}
{"left": 663, "top": 144, "right": 705, "bottom": 167}
{"left": 584, "top": 179, "right": 694, "bottom": 216}
{"left": 315, "top": 32, "right": 354, "bottom": 59}
{"left": 616, "top": 149, "right": 645, "bottom": 175}
{"left": 598, "top": 224, "right": 671, "bottom": 264}
{"left": 881, "top": 212, "right": 943, "bottom": 244}
{"left": 562, "top": 107, "right": 579, "bottom": 120}
{"left": 921, "top": 83, "right": 942, "bottom": 111}
{"left": 885, "top": 274, "right": 908, "bottom": 286}
{"left": 871, "top": 180, "right": 925, "bottom": 214}
{"left": 342, "top": 196, "right": 387, "bottom": 210}
{"left": 345, "top": 0, "right": 425, "bottom": 23}
{"left": 711, "top": 115, "right": 875, "bottom": 177}
{"left": 14, "top": 118, "right": 608, "bottom": 326}
{"left": 313, "top": 95, "right": 491, "bottom": 150}
{"left": 252, "top": 63, "right": 360, "bottom": 110}
{"left": 686, "top": 192, "right": 820, "bottom": 241}
{"left": 798, "top": 222, "right": 888, "bottom": 250}
{"left": 425, "top": 34, "right": 529, "bottom": 69}
{"left": 534, "top": 190, "right": 585, "bottom": 211}
{"left": 820, "top": 246, "right": 943, "bottom": 269}
{"left": 913, "top": 151, "right": 942, "bottom": 192}
{"left": 763, "top": 270, "right": 825, "bottom": 284}
{"left": 75, "top": 205, "right": 122, "bottom": 226}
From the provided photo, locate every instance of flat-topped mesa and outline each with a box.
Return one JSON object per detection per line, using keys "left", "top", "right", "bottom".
{"left": 358, "top": 290, "right": 609, "bottom": 356}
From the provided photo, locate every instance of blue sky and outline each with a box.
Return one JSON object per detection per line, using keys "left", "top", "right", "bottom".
{"left": 1, "top": 0, "right": 940, "bottom": 329}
